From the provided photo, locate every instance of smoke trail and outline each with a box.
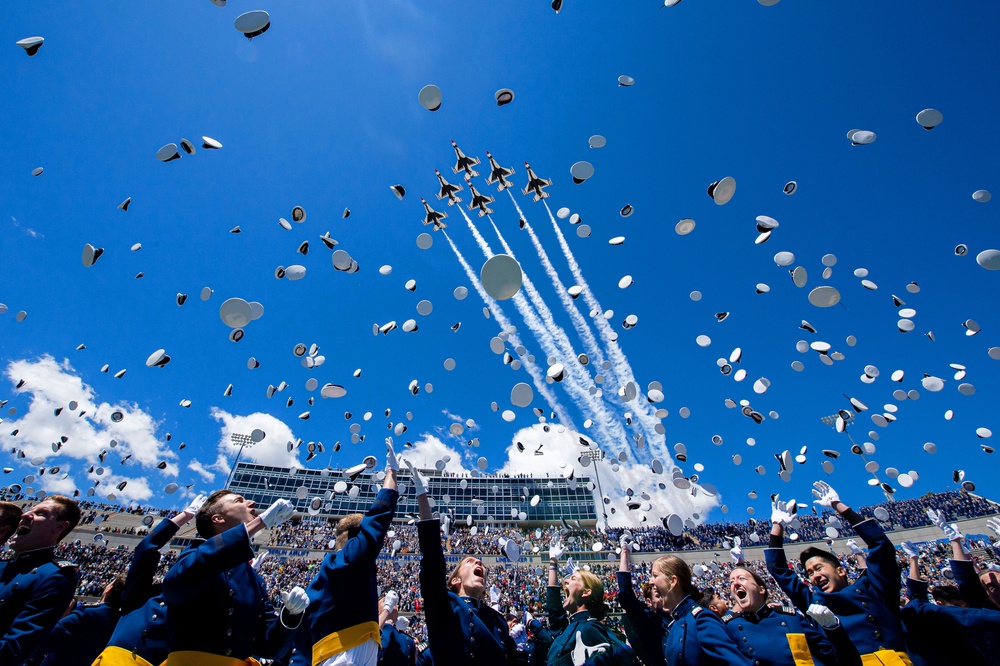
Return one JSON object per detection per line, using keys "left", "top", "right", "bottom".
{"left": 506, "top": 190, "right": 617, "bottom": 398}
{"left": 458, "top": 204, "right": 616, "bottom": 446}
{"left": 441, "top": 230, "right": 573, "bottom": 428}
{"left": 541, "top": 201, "right": 668, "bottom": 460}
{"left": 486, "top": 215, "right": 626, "bottom": 449}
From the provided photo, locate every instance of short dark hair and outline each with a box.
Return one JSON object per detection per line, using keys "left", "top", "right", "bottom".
{"left": 196, "top": 490, "right": 235, "bottom": 538}
{"left": 697, "top": 587, "right": 719, "bottom": 608}
{"left": 335, "top": 514, "right": 363, "bottom": 551}
{"left": 931, "top": 585, "right": 963, "bottom": 605}
{"left": 800, "top": 547, "right": 840, "bottom": 570}
{"left": 0, "top": 502, "right": 22, "bottom": 540}
{"left": 46, "top": 495, "right": 80, "bottom": 541}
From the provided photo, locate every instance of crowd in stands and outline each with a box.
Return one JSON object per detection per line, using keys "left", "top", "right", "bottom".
{"left": 9, "top": 488, "right": 993, "bottom": 646}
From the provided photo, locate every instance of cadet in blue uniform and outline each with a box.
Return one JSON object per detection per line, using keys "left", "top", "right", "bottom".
{"left": 616, "top": 534, "right": 667, "bottom": 666}
{"left": 899, "top": 543, "right": 1000, "bottom": 665}
{"left": 650, "top": 555, "right": 751, "bottom": 666}
{"left": 926, "top": 508, "right": 1000, "bottom": 611}
{"left": 378, "top": 595, "right": 416, "bottom": 666}
{"left": 723, "top": 566, "right": 860, "bottom": 666}
{"left": 296, "top": 440, "right": 400, "bottom": 666}
{"left": 407, "top": 461, "right": 518, "bottom": 666}
{"left": 28, "top": 575, "right": 125, "bottom": 666}
{"left": 161, "top": 491, "right": 307, "bottom": 665}
{"left": 93, "top": 494, "right": 206, "bottom": 666}
{"left": 0, "top": 495, "right": 81, "bottom": 666}
{"left": 765, "top": 483, "right": 911, "bottom": 665}
{"left": 525, "top": 618, "right": 552, "bottom": 666}
{"left": 545, "top": 538, "right": 638, "bottom": 666}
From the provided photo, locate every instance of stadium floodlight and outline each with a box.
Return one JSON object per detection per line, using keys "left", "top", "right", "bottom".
{"left": 581, "top": 449, "right": 609, "bottom": 530}
{"left": 226, "top": 432, "right": 257, "bottom": 487}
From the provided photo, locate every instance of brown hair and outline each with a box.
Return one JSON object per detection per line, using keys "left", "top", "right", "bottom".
{"left": 46, "top": 495, "right": 80, "bottom": 541}
{"left": 196, "top": 490, "right": 234, "bottom": 538}
{"left": 448, "top": 556, "right": 482, "bottom": 595}
{"left": 104, "top": 574, "right": 127, "bottom": 610}
{"left": 641, "top": 582, "right": 656, "bottom": 601}
{"left": 335, "top": 514, "right": 363, "bottom": 551}
{"left": 0, "top": 502, "right": 22, "bottom": 540}
{"left": 652, "top": 555, "right": 695, "bottom": 596}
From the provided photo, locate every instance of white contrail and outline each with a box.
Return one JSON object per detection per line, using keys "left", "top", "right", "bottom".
{"left": 441, "top": 229, "right": 573, "bottom": 428}
{"left": 487, "top": 214, "right": 626, "bottom": 449}
{"left": 456, "top": 206, "right": 598, "bottom": 438}
{"left": 542, "top": 201, "right": 668, "bottom": 460}
{"left": 506, "top": 191, "right": 617, "bottom": 385}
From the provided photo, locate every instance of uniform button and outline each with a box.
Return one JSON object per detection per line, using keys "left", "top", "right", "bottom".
{"left": 747, "top": 647, "right": 754, "bottom": 654}
{"left": 868, "top": 615, "right": 875, "bottom": 622}
{"left": 159, "top": 602, "right": 166, "bottom": 607}
{"left": 738, "top": 625, "right": 744, "bottom": 631}
{"left": 31, "top": 568, "right": 37, "bottom": 574}
{"left": 875, "top": 631, "right": 882, "bottom": 639}
{"left": 225, "top": 649, "right": 232, "bottom": 656}
{"left": 227, "top": 572, "right": 232, "bottom": 579}
{"left": 151, "top": 614, "right": 157, "bottom": 620}
{"left": 229, "top": 608, "right": 234, "bottom": 615}
{"left": 780, "top": 622, "right": 787, "bottom": 627}
{"left": 742, "top": 637, "right": 748, "bottom": 643}
{"left": 227, "top": 629, "right": 233, "bottom": 636}
{"left": 862, "top": 601, "right": 868, "bottom": 608}
{"left": 229, "top": 589, "right": 236, "bottom": 596}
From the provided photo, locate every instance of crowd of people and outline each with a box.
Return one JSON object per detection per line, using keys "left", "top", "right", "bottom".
{"left": 2, "top": 448, "right": 1000, "bottom": 665}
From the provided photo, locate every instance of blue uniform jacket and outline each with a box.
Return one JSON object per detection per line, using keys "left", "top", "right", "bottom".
{"left": 162, "top": 523, "right": 295, "bottom": 660}
{"left": 950, "top": 558, "right": 999, "bottom": 611}
{"left": 764, "top": 518, "right": 905, "bottom": 654}
{"left": 614, "top": 571, "right": 667, "bottom": 666}
{"left": 0, "top": 546, "right": 78, "bottom": 665}
{"left": 104, "top": 516, "right": 179, "bottom": 664}
{"left": 901, "top": 577, "right": 1000, "bottom": 666}
{"left": 379, "top": 622, "right": 416, "bottom": 666}
{"left": 30, "top": 602, "right": 119, "bottom": 666}
{"left": 298, "top": 488, "right": 398, "bottom": 655}
{"left": 544, "top": 586, "right": 638, "bottom": 666}
{"left": 661, "top": 596, "right": 752, "bottom": 666}
{"left": 720, "top": 604, "right": 860, "bottom": 666}
{"left": 417, "top": 518, "right": 517, "bottom": 666}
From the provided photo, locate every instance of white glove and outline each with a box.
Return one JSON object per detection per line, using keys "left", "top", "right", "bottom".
{"left": 403, "top": 460, "right": 428, "bottom": 497}
{"left": 384, "top": 590, "right": 399, "bottom": 614}
{"left": 619, "top": 534, "right": 633, "bottom": 553}
{"left": 259, "top": 498, "right": 296, "bottom": 529}
{"left": 442, "top": 515, "right": 451, "bottom": 538}
{"left": 184, "top": 493, "right": 209, "bottom": 517}
{"left": 987, "top": 517, "right": 1000, "bottom": 547}
{"left": 730, "top": 544, "right": 744, "bottom": 564}
{"left": 811, "top": 481, "right": 840, "bottom": 508}
{"left": 251, "top": 549, "right": 269, "bottom": 571}
{"left": 549, "top": 539, "right": 566, "bottom": 561}
{"left": 900, "top": 541, "right": 919, "bottom": 558}
{"left": 385, "top": 437, "right": 400, "bottom": 472}
{"left": 281, "top": 586, "right": 310, "bottom": 616}
{"left": 770, "top": 496, "right": 798, "bottom": 525}
{"left": 845, "top": 539, "right": 863, "bottom": 556}
{"left": 807, "top": 604, "right": 840, "bottom": 629}
{"left": 927, "top": 509, "right": 963, "bottom": 541}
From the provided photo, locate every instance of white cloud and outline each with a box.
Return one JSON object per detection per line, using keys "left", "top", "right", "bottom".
{"left": 0, "top": 356, "right": 177, "bottom": 501}
{"left": 496, "top": 424, "right": 719, "bottom": 527}
{"left": 209, "top": 408, "right": 300, "bottom": 469}
{"left": 399, "top": 434, "right": 471, "bottom": 474}
{"left": 188, "top": 459, "right": 217, "bottom": 483}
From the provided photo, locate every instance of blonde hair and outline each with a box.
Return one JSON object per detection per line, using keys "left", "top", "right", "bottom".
{"left": 335, "top": 514, "right": 363, "bottom": 551}
{"left": 652, "top": 555, "right": 695, "bottom": 596}
{"left": 575, "top": 569, "right": 609, "bottom": 620}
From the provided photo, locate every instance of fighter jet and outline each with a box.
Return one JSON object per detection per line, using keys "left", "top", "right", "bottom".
{"left": 484, "top": 151, "right": 515, "bottom": 192}
{"left": 451, "top": 140, "right": 480, "bottom": 178}
{"left": 466, "top": 177, "right": 495, "bottom": 217}
{"left": 435, "top": 169, "right": 463, "bottom": 206}
{"left": 522, "top": 162, "right": 552, "bottom": 201}
{"left": 420, "top": 198, "right": 447, "bottom": 231}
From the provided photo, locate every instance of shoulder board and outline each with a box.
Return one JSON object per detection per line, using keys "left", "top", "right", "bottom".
{"left": 720, "top": 612, "right": 735, "bottom": 623}
{"left": 775, "top": 606, "right": 797, "bottom": 615}
{"left": 54, "top": 559, "right": 77, "bottom": 570}
{"left": 416, "top": 642, "right": 428, "bottom": 653}
{"left": 690, "top": 606, "right": 703, "bottom": 616}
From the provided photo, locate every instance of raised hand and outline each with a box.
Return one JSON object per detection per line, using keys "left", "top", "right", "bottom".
{"left": 811, "top": 481, "right": 840, "bottom": 508}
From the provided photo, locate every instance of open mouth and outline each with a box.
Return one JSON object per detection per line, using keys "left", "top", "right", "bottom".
{"left": 473, "top": 565, "right": 485, "bottom": 579}
{"left": 15, "top": 523, "right": 31, "bottom": 536}
{"left": 733, "top": 587, "right": 747, "bottom": 600}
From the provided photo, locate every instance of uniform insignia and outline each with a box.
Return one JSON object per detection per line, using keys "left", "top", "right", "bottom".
{"left": 416, "top": 641, "right": 428, "bottom": 653}
{"left": 721, "top": 612, "right": 735, "bottom": 623}
{"left": 690, "top": 606, "right": 703, "bottom": 616}
{"left": 54, "top": 559, "right": 77, "bottom": 570}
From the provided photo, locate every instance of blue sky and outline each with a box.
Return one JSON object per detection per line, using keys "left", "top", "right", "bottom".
{"left": 2, "top": 1, "right": 999, "bottom": 526}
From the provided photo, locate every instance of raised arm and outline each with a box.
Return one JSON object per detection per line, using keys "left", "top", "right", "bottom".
{"left": 162, "top": 523, "right": 256, "bottom": 606}
{"left": 764, "top": 495, "right": 811, "bottom": 611}
{"left": 545, "top": 538, "right": 568, "bottom": 633}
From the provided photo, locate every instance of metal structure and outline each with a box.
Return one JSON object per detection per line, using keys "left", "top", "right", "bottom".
{"left": 226, "top": 432, "right": 257, "bottom": 488}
